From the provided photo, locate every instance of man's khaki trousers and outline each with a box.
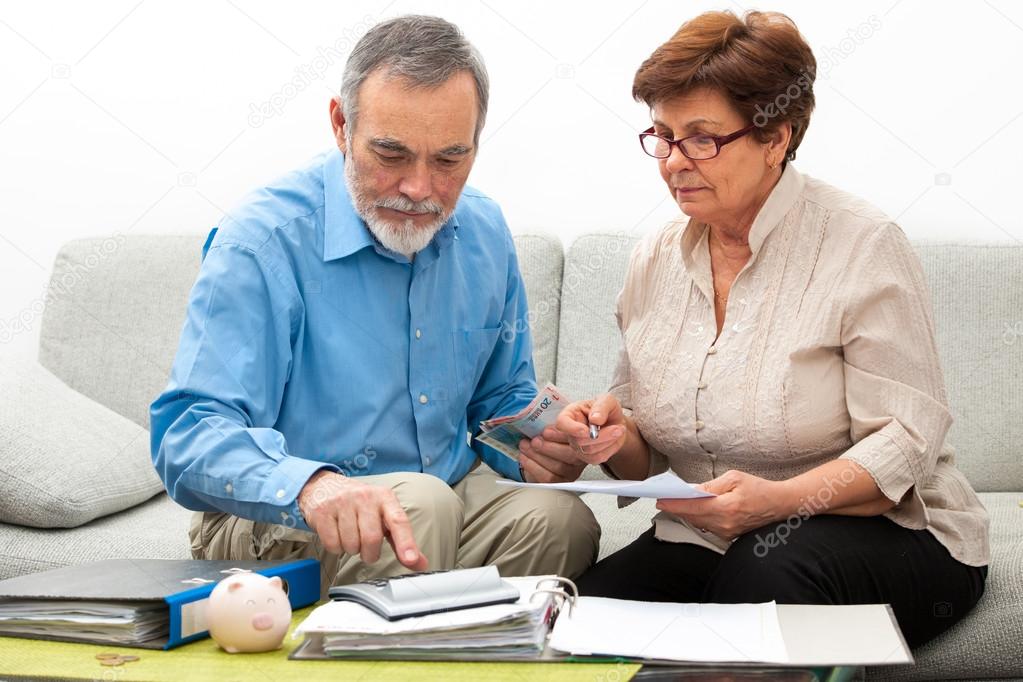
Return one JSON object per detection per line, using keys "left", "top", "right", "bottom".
{"left": 189, "top": 462, "right": 600, "bottom": 598}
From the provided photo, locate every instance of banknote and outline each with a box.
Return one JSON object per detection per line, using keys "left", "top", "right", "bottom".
{"left": 475, "top": 384, "right": 572, "bottom": 460}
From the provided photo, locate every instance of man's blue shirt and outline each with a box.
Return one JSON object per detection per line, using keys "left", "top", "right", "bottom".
{"left": 150, "top": 149, "right": 536, "bottom": 531}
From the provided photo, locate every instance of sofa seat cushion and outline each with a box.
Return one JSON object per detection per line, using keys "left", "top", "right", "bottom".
{"left": 0, "top": 493, "right": 193, "bottom": 580}
{"left": 868, "top": 492, "right": 1021, "bottom": 680}
{"left": 0, "top": 358, "right": 164, "bottom": 528}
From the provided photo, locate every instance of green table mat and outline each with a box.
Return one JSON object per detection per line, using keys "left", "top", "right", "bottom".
{"left": 0, "top": 604, "right": 640, "bottom": 681}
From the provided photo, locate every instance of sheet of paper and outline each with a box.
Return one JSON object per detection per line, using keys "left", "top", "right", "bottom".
{"left": 777, "top": 604, "right": 913, "bottom": 665}
{"left": 496, "top": 470, "right": 715, "bottom": 499}
{"left": 549, "top": 597, "right": 788, "bottom": 664}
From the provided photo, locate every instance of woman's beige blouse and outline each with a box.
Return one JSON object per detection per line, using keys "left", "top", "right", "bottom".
{"left": 610, "top": 164, "right": 990, "bottom": 566}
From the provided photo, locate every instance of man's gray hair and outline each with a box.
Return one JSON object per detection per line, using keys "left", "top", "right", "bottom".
{"left": 340, "top": 15, "right": 489, "bottom": 144}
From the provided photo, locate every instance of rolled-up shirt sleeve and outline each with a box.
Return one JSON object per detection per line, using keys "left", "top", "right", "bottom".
{"left": 837, "top": 223, "right": 953, "bottom": 513}
{"left": 150, "top": 238, "right": 338, "bottom": 531}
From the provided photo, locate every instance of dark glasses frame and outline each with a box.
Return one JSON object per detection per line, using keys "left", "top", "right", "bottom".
{"left": 639, "top": 124, "right": 756, "bottom": 160}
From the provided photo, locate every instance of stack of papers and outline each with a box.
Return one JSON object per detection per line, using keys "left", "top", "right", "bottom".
{"left": 292, "top": 577, "right": 559, "bottom": 661}
{"left": 0, "top": 600, "right": 168, "bottom": 645}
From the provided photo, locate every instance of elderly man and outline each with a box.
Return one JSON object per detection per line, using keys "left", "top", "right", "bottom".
{"left": 150, "top": 15, "right": 598, "bottom": 595}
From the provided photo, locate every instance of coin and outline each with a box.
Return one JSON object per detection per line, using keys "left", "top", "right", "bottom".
{"left": 99, "top": 659, "right": 124, "bottom": 666}
{"left": 120, "top": 655, "right": 140, "bottom": 662}
{"left": 95, "top": 653, "right": 120, "bottom": 660}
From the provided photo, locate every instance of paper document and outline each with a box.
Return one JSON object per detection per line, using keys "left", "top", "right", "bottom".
{"left": 777, "top": 604, "right": 913, "bottom": 665}
{"left": 550, "top": 598, "right": 788, "bottom": 664}
{"left": 497, "top": 470, "right": 715, "bottom": 499}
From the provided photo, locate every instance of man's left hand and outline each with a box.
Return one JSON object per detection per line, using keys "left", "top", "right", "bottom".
{"left": 517, "top": 428, "right": 588, "bottom": 483}
{"left": 655, "top": 470, "right": 793, "bottom": 540}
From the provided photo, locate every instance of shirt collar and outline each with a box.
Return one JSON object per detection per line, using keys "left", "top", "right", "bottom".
{"left": 321, "top": 148, "right": 460, "bottom": 263}
{"left": 681, "top": 163, "right": 805, "bottom": 272}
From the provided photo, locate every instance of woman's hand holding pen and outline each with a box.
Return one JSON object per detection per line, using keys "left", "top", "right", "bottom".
{"left": 517, "top": 394, "right": 628, "bottom": 482}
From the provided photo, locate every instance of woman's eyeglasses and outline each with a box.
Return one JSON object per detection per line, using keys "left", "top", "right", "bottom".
{"left": 639, "top": 125, "right": 755, "bottom": 160}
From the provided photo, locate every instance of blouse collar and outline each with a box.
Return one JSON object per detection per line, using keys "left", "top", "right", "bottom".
{"left": 680, "top": 163, "right": 805, "bottom": 274}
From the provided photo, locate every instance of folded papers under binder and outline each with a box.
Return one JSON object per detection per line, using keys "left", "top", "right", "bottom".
{"left": 0, "top": 558, "right": 320, "bottom": 649}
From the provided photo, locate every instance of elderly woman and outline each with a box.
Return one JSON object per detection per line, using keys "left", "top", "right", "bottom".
{"left": 519, "top": 10, "right": 989, "bottom": 648}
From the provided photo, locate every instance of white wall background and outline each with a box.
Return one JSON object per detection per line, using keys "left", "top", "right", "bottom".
{"left": 2, "top": 0, "right": 1022, "bottom": 362}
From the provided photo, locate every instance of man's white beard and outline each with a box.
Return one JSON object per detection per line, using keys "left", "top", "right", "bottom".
{"left": 345, "top": 156, "right": 449, "bottom": 258}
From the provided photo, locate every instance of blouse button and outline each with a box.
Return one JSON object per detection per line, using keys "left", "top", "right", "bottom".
{"left": 694, "top": 420, "right": 705, "bottom": 431}
{"left": 697, "top": 381, "right": 708, "bottom": 390}
{"left": 707, "top": 346, "right": 717, "bottom": 355}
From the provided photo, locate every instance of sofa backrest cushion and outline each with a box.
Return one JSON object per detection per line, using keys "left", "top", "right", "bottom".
{"left": 554, "top": 233, "right": 641, "bottom": 402}
{"left": 38, "top": 235, "right": 206, "bottom": 430}
{"left": 555, "top": 235, "right": 1023, "bottom": 493}
{"left": 914, "top": 243, "right": 1023, "bottom": 492}
{"left": 512, "top": 233, "right": 564, "bottom": 386}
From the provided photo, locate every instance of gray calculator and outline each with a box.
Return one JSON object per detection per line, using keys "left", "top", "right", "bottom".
{"left": 328, "top": 565, "right": 520, "bottom": 620}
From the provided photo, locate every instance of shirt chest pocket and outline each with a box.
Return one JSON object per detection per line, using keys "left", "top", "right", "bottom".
{"left": 451, "top": 326, "right": 502, "bottom": 400}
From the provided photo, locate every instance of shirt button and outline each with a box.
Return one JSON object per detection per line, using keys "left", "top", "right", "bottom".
{"left": 419, "top": 394, "right": 428, "bottom": 404}
{"left": 224, "top": 483, "right": 233, "bottom": 493}
{"left": 694, "top": 420, "right": 705, "bottom": 431}
{"left": 697, "top": 381, "right": 708, "bottom": 390}
{"left": 280, "top": 511, "right": 288, "bottom": 521}
{"left": 275, "top": 489, "right": 285, "bottom": 499}
{"left": 415, "top": 328, "right": 422, "bottom": 339}
{"left": 732, "top": 324, "right": 740, "bottom": 332}
{"left": 707, "top": 346, "right": 717, "bottom": 355}
{"left": 424, "top": 457, "right": 432, "bottom": 466}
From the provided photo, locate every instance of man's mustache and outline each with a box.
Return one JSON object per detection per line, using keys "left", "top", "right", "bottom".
{"left": 375, "top": 196, "right": 443, "bottom": 215}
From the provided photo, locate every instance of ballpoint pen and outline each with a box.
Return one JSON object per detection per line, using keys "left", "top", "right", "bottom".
{"left": 588, "top": 423, "right": 600, "bottom": 440}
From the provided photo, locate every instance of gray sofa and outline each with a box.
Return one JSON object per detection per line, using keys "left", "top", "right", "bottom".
{"left": 0, "top": 232, "right": 1019, "bottom": 680}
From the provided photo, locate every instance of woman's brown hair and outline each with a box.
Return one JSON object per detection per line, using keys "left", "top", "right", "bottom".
{"left": 633, "top": 10, "right": 816, "bottom": 162}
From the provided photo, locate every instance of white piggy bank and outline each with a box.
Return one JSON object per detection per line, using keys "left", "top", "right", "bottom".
{"left": 207, "top": 573, "right": 292, "bottom": 653}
